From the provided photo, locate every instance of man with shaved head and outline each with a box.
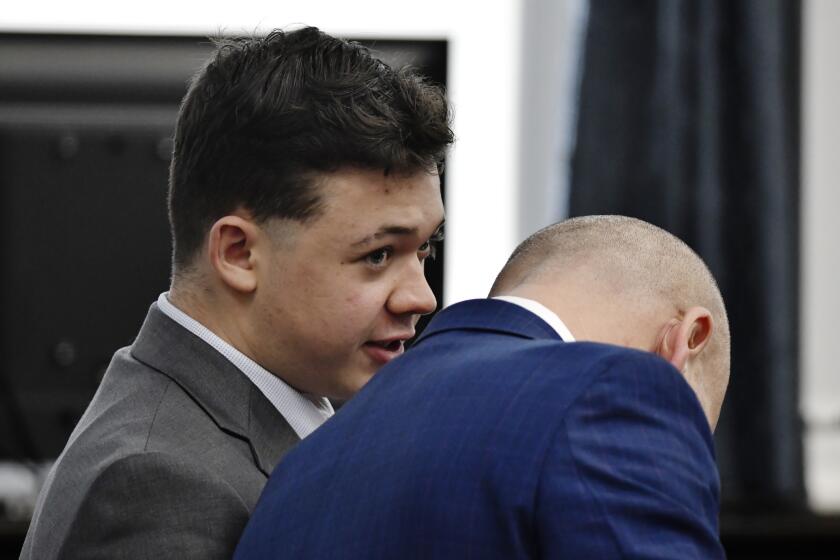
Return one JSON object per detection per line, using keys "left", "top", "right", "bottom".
{"left": 236, "top": 215, "right": 730, "bottom": 559}
{"left": 491, "top": 215, "right": 730, "bottom": 430}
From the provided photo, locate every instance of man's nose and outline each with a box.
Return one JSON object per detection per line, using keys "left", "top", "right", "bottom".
{"left": 388, "top": 259, "right": 438, "bottom": 317}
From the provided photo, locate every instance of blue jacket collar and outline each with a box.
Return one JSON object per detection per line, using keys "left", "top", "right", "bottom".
{"left": 415, "top": 298, "right": 564, "bottom": 346}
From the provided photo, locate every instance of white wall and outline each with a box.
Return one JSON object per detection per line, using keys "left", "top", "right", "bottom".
{"left": 516, "top": 0, "right": 586, "bottom": 242}
{"left": 801, "top": 0, "right": 840, "bottom": 513}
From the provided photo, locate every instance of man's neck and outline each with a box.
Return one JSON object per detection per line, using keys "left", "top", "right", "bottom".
{"left": 167, "top": 283, "right": 206, "bottom": 323}
{"left": 168, "top": 282, "right": 249, "bottom": 356}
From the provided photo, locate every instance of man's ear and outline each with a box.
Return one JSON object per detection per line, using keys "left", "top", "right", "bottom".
{"left": 207, "top": 215, "right": 260, "bottom": 293}
{"left": 655, "top": 306, "right": 714, "bottom": 372}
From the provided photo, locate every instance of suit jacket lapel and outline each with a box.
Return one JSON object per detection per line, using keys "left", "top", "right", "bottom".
{"left": 248, "top": 386, "right": 299, "bottom": 475}
{"left": 416, "top": 298, "right": 565, "bottom": 345}
{"left": 130, "top": 304, "right": 299, "bottom": 477}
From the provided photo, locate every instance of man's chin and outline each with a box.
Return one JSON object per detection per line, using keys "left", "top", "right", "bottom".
{"left": 325, "top": 369, "right": 376, "bottom": 404}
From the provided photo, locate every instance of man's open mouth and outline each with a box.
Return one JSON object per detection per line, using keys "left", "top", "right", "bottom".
{"left": 362, "top": 337, "right": 409, "bottom": 365}
{"left": 365, "top": 339, "right": 404, "bottom": 352}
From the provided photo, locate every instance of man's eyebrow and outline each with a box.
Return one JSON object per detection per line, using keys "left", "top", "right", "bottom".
{"left": 352, "top": 219, "right": 445, "bottom": 247}
{"left": 352, "top": 226, "right": 418, "bottom": 247}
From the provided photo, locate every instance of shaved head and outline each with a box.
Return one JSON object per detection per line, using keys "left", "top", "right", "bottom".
{"left": 492, "top": 216, "right": 725, "bottom": 324}
{"left": 491, "top": 215, "right": 730, "bottom": 429}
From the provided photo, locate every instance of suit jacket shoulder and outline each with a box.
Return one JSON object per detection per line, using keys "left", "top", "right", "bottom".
{"left": 235, "top": 299, "right": 724, "bottom": 559}
{"left": 22, "top": 304, "right": 299, "bottom": 560}
{"left": 536, "top": 349, "right": 724, "bottom": 558}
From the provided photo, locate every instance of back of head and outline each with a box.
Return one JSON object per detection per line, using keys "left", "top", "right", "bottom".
{"left": 491, "top": 215, "right": 730, "bottom": 427}
{"left": 493, "top": 216, "right": 718, "bottom": 306}
{"left": 168, "top": 26, "right": 453, "bottom": 272}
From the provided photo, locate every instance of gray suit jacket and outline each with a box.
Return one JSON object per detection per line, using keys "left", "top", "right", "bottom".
{"left": 21, "top": 304, "right": 299, "bottom": 559}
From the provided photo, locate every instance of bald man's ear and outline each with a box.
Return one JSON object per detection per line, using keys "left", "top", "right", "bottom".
{"left": 207, "top": 215, "right": 260, "bottom": 293}
{"left": 655, "top": 307, "right": 714, "bottom": 373}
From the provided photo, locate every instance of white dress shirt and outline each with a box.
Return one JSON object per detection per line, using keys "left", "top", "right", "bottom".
{"left": 493, "top": 295, "right": 576, "bottom": 342}
{"left": 156, "top": 293, "right": 333, "bottom": 439}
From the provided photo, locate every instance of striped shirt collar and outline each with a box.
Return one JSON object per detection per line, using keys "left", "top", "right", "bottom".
{"left": 156, "top": 292, "right": 333, "bottom": 439}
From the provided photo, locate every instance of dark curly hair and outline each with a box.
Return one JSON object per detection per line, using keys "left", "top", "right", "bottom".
{"left": 168, "top": 26, "right": 453, "bottom": 269}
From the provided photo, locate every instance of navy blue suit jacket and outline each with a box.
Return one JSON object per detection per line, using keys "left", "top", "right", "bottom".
{"left": 235, "top": 299, "right": 725, "bottom": 559}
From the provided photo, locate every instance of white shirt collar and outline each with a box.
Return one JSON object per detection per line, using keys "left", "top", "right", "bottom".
{"left": 492, "top": 295, "right": 576, "bottom": 342}
{"left": 156, "top": 292, "right": 333, "bottom": 439}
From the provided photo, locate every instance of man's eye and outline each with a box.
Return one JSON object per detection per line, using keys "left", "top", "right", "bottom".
{"left": 366, "top": 247, "right": 393, "bottom": 267}
{"left": 418, "top": 240, "right": 437, "bottom": 261}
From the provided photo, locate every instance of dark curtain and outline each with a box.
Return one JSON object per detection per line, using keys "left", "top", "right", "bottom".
{"left": 569, "top": 0, "right": 803, "bottom": 509}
